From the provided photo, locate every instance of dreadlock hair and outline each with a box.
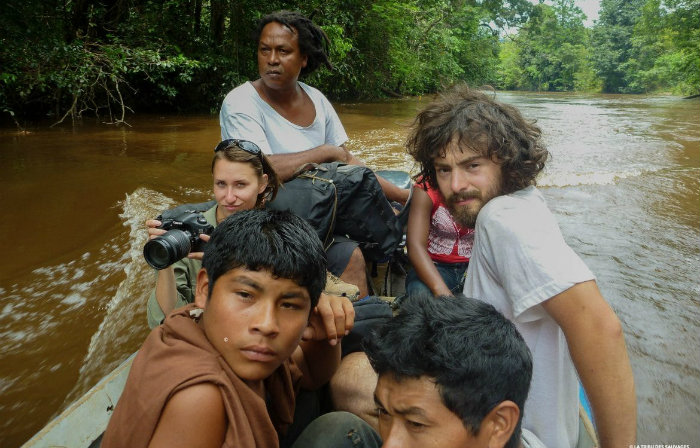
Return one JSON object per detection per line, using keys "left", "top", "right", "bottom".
{"left": 255, "top": 10, "right": 332, "bottom": 77}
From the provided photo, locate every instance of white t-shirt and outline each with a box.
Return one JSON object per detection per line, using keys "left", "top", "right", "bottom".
{"left": 219, "top": 81, "right": 348, "bottom": 155}
{"left": 463, "top": 186, "right": 594, "bottom": 448}
{"left": 522, "top": 428, "right": 548, "bottom": 448}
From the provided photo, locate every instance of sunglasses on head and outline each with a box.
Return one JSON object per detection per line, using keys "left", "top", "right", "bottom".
{"left": 214, "top": 139, "right": 262, "bottom": 157}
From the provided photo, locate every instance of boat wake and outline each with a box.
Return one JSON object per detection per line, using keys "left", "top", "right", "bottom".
{"left": 64, "top": 188, "right": 175, "bottom": 406}
{"left": 538, "top": 167, "right": 651, "bottom": 187}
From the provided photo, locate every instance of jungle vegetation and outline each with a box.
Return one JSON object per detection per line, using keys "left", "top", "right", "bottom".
{"left": 1, "top": 0, "right": 698, "bottom": 126}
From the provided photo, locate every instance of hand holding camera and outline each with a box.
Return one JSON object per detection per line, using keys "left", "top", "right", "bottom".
{"left": 143, "top": 207, "right": 214, "bottom": 270}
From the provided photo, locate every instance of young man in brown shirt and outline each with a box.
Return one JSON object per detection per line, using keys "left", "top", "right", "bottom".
{"left": 103, "top": 209, "right": 380, "bottom": 448}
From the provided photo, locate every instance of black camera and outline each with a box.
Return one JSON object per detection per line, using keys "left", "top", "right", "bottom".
{"left": 143, "top": 206, "right": 215, "bottom": 270}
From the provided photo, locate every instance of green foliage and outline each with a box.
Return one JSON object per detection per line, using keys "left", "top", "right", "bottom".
{"left": 591, "top": 0, "right": 648, "bottom": 92}
{"left": 498, "top": 39, "right": 524, "bottom": 90}
{"left": 498, "top": 1, "right": 597, "bottom": 92}
{"left": 497, "top": 0, "right": 697, "bottom": 94}
{"left": 590, "top": 0, "right": 698, "bottom": 94}
{"left": 310, "top": 0, "right": 504, "bottom": 99}
{"left": 2, "top": 0, "right": 532, "bottom": 122}
{"left": 0, "top": 0, "right": 538, "bottom": 123}
{"left": 2, "top": 0, "right": 697, "bottom": 124}
{"left": 630, "top": 0, "right": 700, "bottom": 94}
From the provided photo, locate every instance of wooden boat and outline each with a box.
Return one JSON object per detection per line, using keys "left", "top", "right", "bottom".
{"left": 22, "top": 170, "right": 599, "bottom": 448}
{"left": 22, "top": 353, "right": 135, "bottom": 448}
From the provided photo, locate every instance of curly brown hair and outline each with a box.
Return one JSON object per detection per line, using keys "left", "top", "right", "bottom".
{"left": 406, "top": 85, "right": 549, "bottom": 194}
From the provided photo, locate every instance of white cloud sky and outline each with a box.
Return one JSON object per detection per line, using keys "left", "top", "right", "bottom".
{"left": 535, "top": 0, "right": 601, "bottom": 26}
{"left": 571, "top": 0, "right": 601, "bottom": 26}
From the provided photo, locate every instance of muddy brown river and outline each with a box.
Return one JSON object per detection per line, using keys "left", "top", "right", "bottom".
{"left": 1, "top": 92, "right": 698, "bottom": 446}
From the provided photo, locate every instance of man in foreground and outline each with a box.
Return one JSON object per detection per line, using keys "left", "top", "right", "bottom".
{"left": 364, "top": 293, "right": 545, "bottom": 448}
{"left": 405, "top": 85, "right": 636, "bottom": 447}
{"left": 102, "top": 209, "right": 380, "bottom": 448}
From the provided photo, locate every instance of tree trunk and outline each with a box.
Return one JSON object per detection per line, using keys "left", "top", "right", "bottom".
{"left": 71, "top": 0, "right": 91, "bottom": 38}
{"left": 210, "top": 0, "right": 227, "bottom": 46}
{"left": 193, "top": 0, "right": 202, "bottom": 34}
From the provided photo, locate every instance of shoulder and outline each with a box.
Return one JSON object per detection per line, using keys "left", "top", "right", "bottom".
{"left": 521, "top": 428, "right": 548, "bottom": 448}
{"left": 299, "top": 82, "right": 333, "bottom": 107}
{"left": 482, "top": 186, "right": 546, "bottom": 215}
{"left": 150, "top": 383, "right": 226, "bottom": 447}
{"left": 422, "top": 182, "right": 441, "bottom": 204}
{"left": 476, "top": 187, "right": 552, "bottom": 234}
{"left": 298, "top": 81, "right": 324, "bottom": 98}
{"left": 407, "top": 186, "right": 435, "bottom": 220}
{"left": 221, "top": 82, "right": 260, "bottom": 112}
{"left": 169, "top": 382, "right": 224, "bottom": 414}
{"left": 149, "top": 308, "right": 220, "bottom": 369}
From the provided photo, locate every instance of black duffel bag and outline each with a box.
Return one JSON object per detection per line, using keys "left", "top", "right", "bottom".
{"left": 267, "top": 162, "right": 402, "bottom": 261}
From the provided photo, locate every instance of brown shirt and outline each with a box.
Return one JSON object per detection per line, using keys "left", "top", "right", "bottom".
{"left": 102, "top": 304, "right": 302, "bottom": 448}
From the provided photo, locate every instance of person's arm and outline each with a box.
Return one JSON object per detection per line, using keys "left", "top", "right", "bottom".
{"left": 267, "top": 144, "right": 352, "bottom": 181}
{"left": 338, "top": 147, "right": 410, "bottom": 204}
{"left": 146, "top": 219, "right": 180, "bottom": 318}
{"left": 148, "top": 383, "right": 226, "bottom": 448}
{"left": 154, "top": 266, "right": 178, "bottom": 317}
{"left": 293, "top": 293, "right": 355, "bottom": 390}
{"left": 147, "top": 221, "right": 209, "bottom": 323}
{"left": 270, "top": 145, "right": 410, "bottom": 204}
{"left": 406, "top": 187, "right": 452, "bottom": 296}
{"left": 223, "top": 92, "right": 409, "bottom": 203}
{"left": 374, "top": 174, "right": 411, "bottom": 204}
{"left": 269, "top": 144, "right": 409, "bottom": 204}
{"left": 541, "top": 280, "right": 637, "bottom": 448}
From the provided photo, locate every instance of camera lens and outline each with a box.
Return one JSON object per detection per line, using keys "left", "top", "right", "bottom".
{"left": 143, "top": 229, "right": 192, "bottom": 269}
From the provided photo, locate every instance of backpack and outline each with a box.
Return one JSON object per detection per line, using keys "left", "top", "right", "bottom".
{"left": 267, "top": 162, "right": 403, "bottom": 261}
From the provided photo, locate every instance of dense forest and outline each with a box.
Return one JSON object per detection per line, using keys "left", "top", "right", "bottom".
{"left": 1, "top": 0, "right": 698, "bottom": 126}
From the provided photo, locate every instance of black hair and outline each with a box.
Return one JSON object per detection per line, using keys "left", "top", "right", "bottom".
{"left": 364, "top": 293, "right": 533, "bottom": 448}
{"left": 407, "top": 84, "right": 549, "bottom": 195}
{"left": 255, "top": 10, "right": 332, "bottom": 77}
{"left": 202, "top": 209, "right": 326, "bottom": 308}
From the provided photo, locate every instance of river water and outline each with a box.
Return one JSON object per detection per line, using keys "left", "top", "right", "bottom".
{"left": 0, "top": 92, "right": 698, "bottom": 447}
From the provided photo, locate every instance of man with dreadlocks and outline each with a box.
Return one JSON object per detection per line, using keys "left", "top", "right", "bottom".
{"left": 220, "top": 10, "right": 408, "bottom": 301}
{"left": 220, "top": 10, "right": 408, "bottom": 203}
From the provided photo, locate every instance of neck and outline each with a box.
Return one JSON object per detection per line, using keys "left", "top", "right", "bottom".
{"left": 255, "top": 79, "right": 301, "bottom": 105}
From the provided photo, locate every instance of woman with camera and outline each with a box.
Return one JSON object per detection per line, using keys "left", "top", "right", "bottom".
{"left": 145, "top": 139, "right": 280, "bottom": 328}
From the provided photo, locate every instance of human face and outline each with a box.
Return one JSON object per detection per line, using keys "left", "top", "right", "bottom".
{"left": 375, "top": 375, "right": 490, "bottom": 448}
{"left": 434, "top": 140, "right": 503, "bottom": 228}
{"left": 195, "top": 267, "right": 311, "bottom": 384}
{"left": 213, "top": 159, "right": 268, "bottom": 220}
{"left": 257, "top": 21, "right": 308, "bottom": 91}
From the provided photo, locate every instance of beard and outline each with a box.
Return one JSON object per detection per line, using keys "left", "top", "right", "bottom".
{"left": 446, "top": 180, "right": 503, "bottom": 228}
{"left": 446, "top": 190, "right": 483, "bottom": 228}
